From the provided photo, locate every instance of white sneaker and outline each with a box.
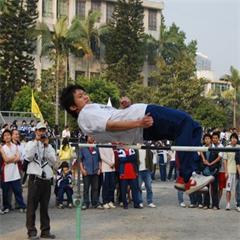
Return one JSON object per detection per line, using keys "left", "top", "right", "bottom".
{"left": 180, "top": 202, "right": 186, "bottom": 208}
{"left": 108, "top": 202, "right": 116, "bottom": 209}
{"left": 103, "top": 203, "right": 110, "bottom": 209}
{"left": 148, "top": 203, "right": 156, "bottom": 208}
{"left": 185, "top": 173, "right": 214, "bottom": 195}
{"left": 3, "top": 208, "right": 10, "bottom": 214}
{"left": 139, "top": 203, "right": 144, "bottom": 208}
{"left": 236, "top": 206, "right": 240, "bottom": 212}
{"left": 226, "top": 203, "right": 230, "bottom": 211}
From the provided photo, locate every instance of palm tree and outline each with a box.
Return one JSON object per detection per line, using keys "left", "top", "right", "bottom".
{"left": 73, "top": 10, "right": 101, "bottom": 80}
{"left": 224, "top": 66, "right": 240, "bottom": 127}
{"left": 37, "top": 16, "right": 90, "bottom": 125}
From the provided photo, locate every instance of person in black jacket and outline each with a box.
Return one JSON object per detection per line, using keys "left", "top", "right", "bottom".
{"left": 235, "top": 150, "right": 240, "bottom": 212}
{"left": 200, "top": 133, "right": 222, "bottom": 209}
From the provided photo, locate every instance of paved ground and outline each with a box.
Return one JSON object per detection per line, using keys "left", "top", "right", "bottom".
{"left": 0, "top": 180, "right": 239, "bottom": 240}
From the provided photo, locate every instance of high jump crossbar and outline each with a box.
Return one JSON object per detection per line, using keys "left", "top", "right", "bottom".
{"left": 72, "top": 143, "right": 240, "bottom": 152}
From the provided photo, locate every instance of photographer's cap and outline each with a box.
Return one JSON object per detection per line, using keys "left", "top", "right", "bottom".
{"left": 36, "top": 122, "right": 47, "bottom": 130}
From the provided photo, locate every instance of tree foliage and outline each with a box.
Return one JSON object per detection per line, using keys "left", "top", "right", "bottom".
{"left": 151, "top": 21, "right": 205, "bottom": 114}
{"left": 0, "top": 0, "right": 38, "bottom": 110}
{"left": 11, "top": 85, "right": 55, "bottom": 125}
{"left": 76, "top": 76, "right": 120, "bottom": 107}
{"left": 102, "top": 0, "right": 145, "bottom": 94}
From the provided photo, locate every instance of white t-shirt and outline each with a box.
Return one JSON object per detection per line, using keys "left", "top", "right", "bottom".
{"left": 99, "top": 147, "right": 115, "bottom": 173}
{"left": 62, "top": 129, "right": 71, "bottom": 138}
{"left": 78, "top": 103, "right": 147, "bottom": 143}
{"left": 2, "top": 143, "right": 21, "bottom": 182}
{"left": 139, "top": 149, "right": 146, "bottom": 171}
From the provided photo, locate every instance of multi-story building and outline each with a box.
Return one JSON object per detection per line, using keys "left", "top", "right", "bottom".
{"left": 196, "top": 52, "right": 231, "bottom": 95}
{"left": 35, "top": 0, "right": 164, "bottom": 85}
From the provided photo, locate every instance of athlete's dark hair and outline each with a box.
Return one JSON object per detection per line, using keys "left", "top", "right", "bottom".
{"left": 60, "top": 85, "right": 85, "bottom": 119}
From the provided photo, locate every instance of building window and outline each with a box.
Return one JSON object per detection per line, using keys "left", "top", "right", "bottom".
{"left": 91, "top": 0, "right": 101, "bottom": 12}
{"left": 106, "top": 2, "right": 115, "bottom": 23}
{"left": 42, "top": 0, "right": 53, "bottom": 17}
{"left": 76, "top": 0, "right": 85, "bottom": 19}
{"left": 148, "top": 9, "right": 157, "bottom": 31}
{"left": 57, "top": 0, "right": 68, "bottom": 18}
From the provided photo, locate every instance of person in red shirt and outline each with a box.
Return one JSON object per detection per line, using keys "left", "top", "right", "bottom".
{"left": 118, "top": 148, "right": 142, "bottom": 209}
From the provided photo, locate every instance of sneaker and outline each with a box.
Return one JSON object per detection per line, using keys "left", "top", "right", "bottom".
{"left": 81, "top": 204, "right": 88, "bottom": 210}
{"left": 198, "top": 204, "right": 203, "bottom": 208}
{"left": 40, "top": 233, "right": 56, "bottom": 239}
{"left": 19, "top": 208, "right": 26, "bottom": 213}
{"left": 226, "top": 203, "right": 230, "bottom": 211}
{"left": 188, "top": 204, "right": 197, "bottom": 208}
{"left": 148, "top": 203, "right": 156, "bottom": 208}
{"left": 119, "top": 202, "right": 123, "bottom": 207}
{"left": 212, "top": 206, "right": 219, "bottom": 210}
{"left": 95, "top": 204, "right": 104, "bottom": 210}
{"left": 203, "top": 206, "right": 209, "bottom": 210}
{"left": 68, "top": 203, "right": 73, "bottom": 208}
{"left": 57, "top": 204, "right": 64, "bottom": 209}
{"left": 123, "top": 205, "right": 128, "bottom": 209}
{"left": 139, "top": 203, "right": 144, "bottom": 208}
{"left": 0, "top": 209, "right": 4, "bottom": 215}
{"left": 134, "top": 204, "right": 143, "bottom": 209}
{"left": 185, "top": 174, "right": 214, "bottom": 195}
{"left": 3, "top": 208, "right": 10, "bottom": 214}
{"left": 103, "top": 203, "right": 110, "bottom": 209}
{"left": 236, "top": 206, "right": 240, "bottom": 212}
{"left": 108, "top": 202, "right": 116, "bottom": 209}
{"left": 174, "top": 176, "right": 185, "bottom": 191}
{"left": 180, "top": 202, "right": 186, "bottom": 208}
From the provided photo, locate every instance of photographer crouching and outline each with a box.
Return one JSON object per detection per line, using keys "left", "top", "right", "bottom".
{"left": 24, "top": 122, "right": 56, "bottom": 240}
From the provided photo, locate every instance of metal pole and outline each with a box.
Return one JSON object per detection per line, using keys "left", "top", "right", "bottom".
{"left": 70, "top": 143, "right": 240, "bottom": 153}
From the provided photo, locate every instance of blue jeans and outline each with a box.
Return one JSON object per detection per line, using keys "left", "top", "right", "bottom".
{"left": 138, "top": 170, "right": 153, "bottom": 204}
{"left": 158, "top": 154, "right": 167, "bottom": 181}
{"left": 120, "top": 179, "right": 139, "bottom": 207}
{"left": 144, "top": 104, "right": 202, "bottom": 182}
{"left": 2, "top": 179, "right": 26, "bottom": 209}
{"left": 102, "top": 172, "right": 116, "bottom": 204}
{"left": 177, "top": 190, "right": 184, "bottom": 204}
{"left": 57, "top": 185, "right": 73, "bottom": 204}
{"left": 236, "top": 177, "right": 240, "bottom": 207}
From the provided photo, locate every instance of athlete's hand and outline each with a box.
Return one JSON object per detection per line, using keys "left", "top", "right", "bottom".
{"left": 140, "top": 113, "right": 153, "bottom": 128}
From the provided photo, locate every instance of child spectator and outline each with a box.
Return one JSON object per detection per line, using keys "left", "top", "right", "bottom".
{"left": 80, "top": 135, "right": 102, "bottom": 210}
{"left": 200, "top": 133, "right": 221, "bottom": 209}
{"left": 55, "top": 161, "right": 73, "bottom": 209}
{"left": 235, "top": 150, "right": 240, "bottom": 212}
{"left": 99, "top": 146, "right": 116, "bottom": 209}
{"left": 0, "top": 129, "right": 26, "bottom": 213}
{"left": 59, "top": 138, "right": 74, "bottom": 166}
{"left": 224, "top": 133, "right": 239, "bottom": 210}
{"left": 118, "top": 148, "right": 141, "bottom": 209}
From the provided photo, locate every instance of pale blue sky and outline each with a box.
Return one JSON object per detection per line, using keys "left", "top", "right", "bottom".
{"left": 163, "top": 0, "right": 240, "bottom": 78}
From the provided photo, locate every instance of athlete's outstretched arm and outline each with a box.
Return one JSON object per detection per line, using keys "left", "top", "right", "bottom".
{"left": 106, "top": 113, "right": 153, "bottom": 131}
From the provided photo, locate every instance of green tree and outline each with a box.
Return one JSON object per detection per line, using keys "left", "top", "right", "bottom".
{"left": 11, "top": 85, "right": 55, "bottom": 125}
{"left": 193, "top": 98, "right": 227, "bottom": 129}
{"left": 223, "top": 66, "right": 240, "bottom": 127}
{"left": 37, "top": 16, "right": 90, "bottom": 125}
{"left": 76, "top": 76, "right": 120, "bottom": 107}
{"left": 0, "top": 0, "right": 38, "bottom": 110}
{"left": 151, "top": 22, "right": 205, "bottom": 114}
{"left": 103, "top": 0, "right": 145, "bottom": 94}
{"left": 73, "top": 11, "right": 101, "bottom": 79}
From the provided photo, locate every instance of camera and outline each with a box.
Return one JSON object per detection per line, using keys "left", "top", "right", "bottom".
{"left": 40, "top": 134, "right": 48, "bottom": 139}
{"left": 41, "top": 171, "right": 46, "bottom": 179}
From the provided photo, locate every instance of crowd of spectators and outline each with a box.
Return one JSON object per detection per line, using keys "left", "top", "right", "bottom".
{"left": 0, "top": 121, "right": 240, "bottom": 218}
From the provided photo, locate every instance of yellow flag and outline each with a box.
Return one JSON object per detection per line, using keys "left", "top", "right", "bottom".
{"left": 31, "top": 91, "right": 44, "bottom": 121}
